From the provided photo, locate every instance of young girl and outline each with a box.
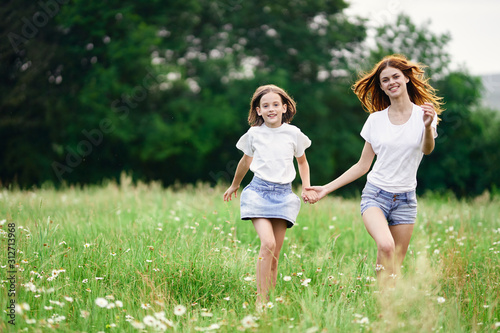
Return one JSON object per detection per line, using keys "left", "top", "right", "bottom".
{"left": 306, "top": 54, "right": 443, "bottom": 286}
{"left": 223, "top": 84, "right": 318, "bottom": 307}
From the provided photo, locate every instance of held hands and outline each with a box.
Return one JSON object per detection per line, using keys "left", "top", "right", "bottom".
{"left": 223, "top": 185, "right": 240, "bottom": 202}
{"left": 224, "top": 184, "right": 325, "bottom": 204}
{"left": 421, "top": 102, "right": 436, "bottom": 128}
{"left": 302, "top": 189, "right": 319, "bottom": 204}
{"left": 303, "top": 186, "right": 329, "bottom": 203}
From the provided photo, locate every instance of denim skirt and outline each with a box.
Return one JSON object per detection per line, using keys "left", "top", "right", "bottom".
{"left": 240, "top": 176, "right": 301, "bottom": 228}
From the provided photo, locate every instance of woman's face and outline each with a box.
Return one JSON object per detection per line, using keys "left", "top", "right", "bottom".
{"left": 379, "top": 66, "right": 409, "bottom": 99}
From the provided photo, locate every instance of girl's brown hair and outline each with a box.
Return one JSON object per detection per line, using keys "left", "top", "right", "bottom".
{"left": 248, "top": 85, "right": 297, "bottom": 126}
{"left": 352, "top": 54, "right": 444, "bottom": 116}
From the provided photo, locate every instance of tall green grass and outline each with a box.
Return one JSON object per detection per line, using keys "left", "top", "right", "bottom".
{"left": 1, "top": 178, "right": 499, "bottom": 332}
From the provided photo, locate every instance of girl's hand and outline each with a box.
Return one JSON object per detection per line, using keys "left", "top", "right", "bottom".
{"left": 421, "top": 102, "right": 435, "bottom": 128}
{"left": 302, "top": 189, "right": 319, "bottom": 204}
{"left": 304, "top": 186, "right": 329, "bottom": 201}
{"left": 223, "top": 185, "right": 240, "bottom": 202}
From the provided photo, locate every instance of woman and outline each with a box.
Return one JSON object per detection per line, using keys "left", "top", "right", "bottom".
{"left": 307, "top": 54, "right": 443, "bottom": 286}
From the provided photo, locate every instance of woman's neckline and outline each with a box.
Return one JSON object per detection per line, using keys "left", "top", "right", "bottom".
{"left": 387, "top": 104, "right": 414, "bottom": 126}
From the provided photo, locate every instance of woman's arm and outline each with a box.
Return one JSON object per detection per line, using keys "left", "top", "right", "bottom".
{"left": 421, "top": 103, "right": 436, "bottom": 155}
{"left": 223, "top": 154, "right": 253, "bottom": 201}
{"left": 306, "top": 142, "right": 375, "bottom": 200}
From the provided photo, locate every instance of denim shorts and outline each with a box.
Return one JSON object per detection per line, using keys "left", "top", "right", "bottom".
{"left": 240, "top": 176, "right": 301, "bottom": 228}
{"left": 360, "top": 182, "right": 417, "bottom": 226}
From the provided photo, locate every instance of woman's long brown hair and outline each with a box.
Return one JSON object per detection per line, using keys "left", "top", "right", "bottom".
{"left": 352, "top": 54, "right": 444, "bottom": 117}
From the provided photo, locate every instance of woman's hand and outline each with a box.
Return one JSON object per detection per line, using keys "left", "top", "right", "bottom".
{"left": 421, "top": 102, "right": 436, "bottom": 128}
{"left": 302, "top": 189, "right": 319, "bottom": 204}
{"left": 304, "top": 186, "right": 329, "bottom": 201}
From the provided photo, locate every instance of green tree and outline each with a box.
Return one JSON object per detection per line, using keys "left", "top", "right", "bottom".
{"left": 1, "top": 0, "right": 368, "bottom": 188}
{"left": 367, "top": 14, "right": 452, "bottom": 78}
{"left": 2, "top": 3, "right": 498, "bottom": 196}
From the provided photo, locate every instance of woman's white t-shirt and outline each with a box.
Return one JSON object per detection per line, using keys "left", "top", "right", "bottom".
{"left": 236, "top": 123, "right": 311, "bottom": 184}
{"left": 360, "top": 104, "right": 438, "bottom": 193}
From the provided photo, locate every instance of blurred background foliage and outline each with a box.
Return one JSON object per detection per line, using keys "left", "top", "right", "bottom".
{"left": 1, "top": 0, "right": 499, "bottom": 197}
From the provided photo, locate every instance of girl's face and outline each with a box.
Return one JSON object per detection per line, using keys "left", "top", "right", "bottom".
{"left": 256, "top": 92, "right": 287, "bottom": 128}
{"left": 379, "top": 66, "right": 409, "bottom": 99}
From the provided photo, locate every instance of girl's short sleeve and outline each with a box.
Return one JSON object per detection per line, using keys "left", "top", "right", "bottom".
{"left": 295, "top": 130, "right": 312, "bottom": 157}
{"left": 236, "top": 131, "right": 254, "bottom": 156}
{"left": 360, "top": 115, "right": 372, "bottom": 143}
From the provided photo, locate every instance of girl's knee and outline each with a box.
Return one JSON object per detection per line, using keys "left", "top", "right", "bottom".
{"left": 270, "top": 257, "right": 279, "bottom": 271}
{"left": 260, "top": 239, "right": 276, "bottom": 254}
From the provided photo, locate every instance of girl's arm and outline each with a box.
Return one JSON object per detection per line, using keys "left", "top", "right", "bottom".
{"left": 305, "top": 142, "right": 375, "bottom": 200}
{"left": 223, "top": 154, "right": 253, "bottom": 201}
{"left": 296, "top": 153, "right": 319, "bottom": 203}
{"left": 421, "top": 102, "right": 436, "bottom": 155}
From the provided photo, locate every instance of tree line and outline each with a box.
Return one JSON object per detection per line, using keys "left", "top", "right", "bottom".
{"left": 1, "top": 0, "right": 499, "bottom": 197}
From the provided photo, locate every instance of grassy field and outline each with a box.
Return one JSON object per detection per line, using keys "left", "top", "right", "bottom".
{"left": 1, "top": 177, "right": 499, "bottom": 332}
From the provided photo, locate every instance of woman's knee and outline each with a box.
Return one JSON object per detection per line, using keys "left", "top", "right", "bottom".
{"left": 378, "top": 240, "right": 395, "bottom": 257}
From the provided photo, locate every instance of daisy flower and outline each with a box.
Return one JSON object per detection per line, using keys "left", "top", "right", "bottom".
{"left": 174, "top": 305, "right": 187, "bottom": 316}
{"left": 49, "top": 300, "right": 64, "bottom": 307}
{"left": 283, "top": 276, "right": 292, "bottom": 281}
{"left": 301, "top": 278, "right": 311, "bottom": 287}
{"left": 143, "top": 315, "right": 157, "bottom": 327}
{"left": 241, "top": 315, "right": 258, "bottom": 328}
{"left": 19, "top": 303, "right": 30, "bottom": 311}
{"left": 95, "top": 298, "right": 108, "bottom": 308}
{"left": 130, "top": 321, "right": 146, "bottom": 329}
{"left": 437, "top": 297, "right": 446, "bottom": 304}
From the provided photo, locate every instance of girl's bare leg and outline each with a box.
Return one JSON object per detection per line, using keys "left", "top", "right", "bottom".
{"left": 252, "top": 218, "right": 287, "bottom": 307}
{"left": 269, "top": 219, "right": 288, "bottom": 288}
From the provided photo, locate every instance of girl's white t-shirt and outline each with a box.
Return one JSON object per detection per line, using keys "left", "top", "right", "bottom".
{"left": 360, "top": 104, "right": 438, "bottom": 193}
{"left": 236, "top": 123, "right": 311, "bottom": 184}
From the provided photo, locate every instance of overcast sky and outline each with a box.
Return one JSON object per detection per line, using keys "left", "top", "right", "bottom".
{"left": 344, "top": 0, "right": 500, "bottom": 76}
